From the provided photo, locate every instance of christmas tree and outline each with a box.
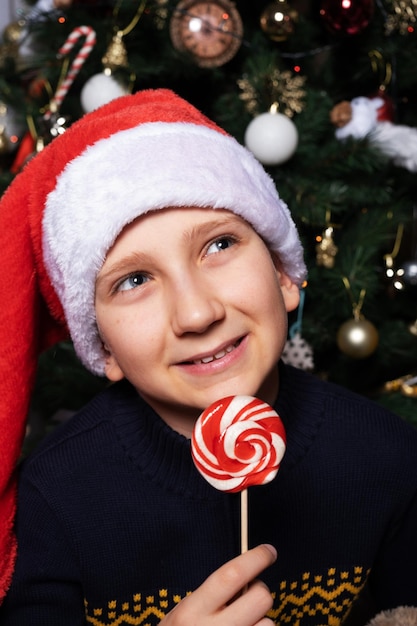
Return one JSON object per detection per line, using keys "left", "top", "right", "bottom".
{"left": 0, "top": 0, "right": 416, "bottom": 450}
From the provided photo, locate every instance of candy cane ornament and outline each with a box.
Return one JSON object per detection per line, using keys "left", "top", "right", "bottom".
{"left": 191, "top": 395, "right": 286, "bottom": 553}
{"left": 45, "top": 25, "right": 96, "bottom": 120}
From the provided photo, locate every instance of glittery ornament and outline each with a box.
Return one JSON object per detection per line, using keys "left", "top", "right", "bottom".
{"left": 385, "top": 0, "right": 417, "bottom": 35}
{"left": 238, "top": 69, "right": 306, "bottom": 119}
{"left": 282, "top": 332, "right": 314, "bottom": 370}
{"left": 316, "top": 226, "right": 338, "bottom": 268}
{"left": 260, "top": 0, "right": 298, "bottom": 42}
{"left": 282, "top": 289, "right": 314, "bottom": 371}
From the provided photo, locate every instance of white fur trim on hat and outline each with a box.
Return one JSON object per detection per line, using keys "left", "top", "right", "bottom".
{"left": 43, "top": 120, "right": 306, "bottom": 375}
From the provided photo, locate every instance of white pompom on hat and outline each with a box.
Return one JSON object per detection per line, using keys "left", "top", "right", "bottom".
{"left": 0, "top": 88, "right": 306, "bottom": 598}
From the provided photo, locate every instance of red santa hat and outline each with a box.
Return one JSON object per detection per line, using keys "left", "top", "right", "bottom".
{"left": 0, "top": 88, "right": 306, "bottom": 598}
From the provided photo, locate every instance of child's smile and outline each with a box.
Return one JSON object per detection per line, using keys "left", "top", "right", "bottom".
{"left": 181, "top": 336, "right": 243, "bottom": 365}
{"left": 95, "top": 207, "right": 299, "bottom": 437}
{"left": 176, "top": 335, "right": 246, "bottom": 371}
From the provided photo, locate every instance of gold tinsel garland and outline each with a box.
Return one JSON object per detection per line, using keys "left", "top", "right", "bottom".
{"left": 238, "top": 68, "right": 306, "bottom": 118}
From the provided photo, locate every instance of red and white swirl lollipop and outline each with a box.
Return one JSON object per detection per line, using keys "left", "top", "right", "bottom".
{"left": 191, "top": 395, "right": 286, "bottom": 493}
{"left": 192, "top": 395, "right": 286, "bottom": 553}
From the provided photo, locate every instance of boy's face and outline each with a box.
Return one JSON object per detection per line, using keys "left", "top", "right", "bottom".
{"left": 95, "top": 207, "right": 299, "bottom": 436}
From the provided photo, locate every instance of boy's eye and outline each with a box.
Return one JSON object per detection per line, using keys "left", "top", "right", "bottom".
{"left": 206, "top": 236, "right": 235, "bottom": 256}
{"left": 117, "top": 272, "right": 149, "bottom": 292}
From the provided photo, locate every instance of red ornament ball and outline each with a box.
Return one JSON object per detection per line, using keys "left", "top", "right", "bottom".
{"left": 319, "top": 0, "right": 374, "bottom": 36}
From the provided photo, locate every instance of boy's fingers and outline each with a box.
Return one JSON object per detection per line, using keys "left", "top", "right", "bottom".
{"left": 191, "top": 544, "right": 277, "bottom": 612}
{"left": 221, "top": 578, "right": 275, "bottom": 625}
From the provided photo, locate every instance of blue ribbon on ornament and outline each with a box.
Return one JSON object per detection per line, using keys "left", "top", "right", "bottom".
{"left": 288, "top": 288, "right": 305, "bottom": 339}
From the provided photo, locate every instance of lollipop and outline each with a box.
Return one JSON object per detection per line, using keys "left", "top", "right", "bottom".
{"left": 191, "top": 395, "right": 286, "bottom": 552}
{"left": 192, "top": 395, "right": 286, "bottom": 492}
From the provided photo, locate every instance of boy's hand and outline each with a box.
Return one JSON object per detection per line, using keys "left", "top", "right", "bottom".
{"left": 160, "top": 544, "right": 277, "bottom": 626}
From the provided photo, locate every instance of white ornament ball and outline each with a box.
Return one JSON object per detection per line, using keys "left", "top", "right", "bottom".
{"left": 80, "top": 73, "right": 128, "bottom": 113}
{"left": 244, "top": 111, "right": 298, "bottom": 165}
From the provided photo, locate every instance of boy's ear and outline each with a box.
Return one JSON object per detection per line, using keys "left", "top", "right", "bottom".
{"left": 277, "top": 269, "right": 301, "bottom": 313}
{"left": 270, "top": 251, "right": 301, "bottom": 313}
{"left": 102, "top": 346, "right": 125, "bottom": 382}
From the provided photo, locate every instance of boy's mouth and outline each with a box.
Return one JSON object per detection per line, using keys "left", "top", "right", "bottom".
{"left": 187, "top": 338, "right": 243, "bottom": 365}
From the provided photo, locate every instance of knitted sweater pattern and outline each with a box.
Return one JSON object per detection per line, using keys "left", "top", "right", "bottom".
{"left": 1, "top": 364, "right": 417, "bottom": 625}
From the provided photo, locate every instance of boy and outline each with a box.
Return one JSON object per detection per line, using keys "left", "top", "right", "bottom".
{"left": 0, "top": 89, "right": 417, "bottom": 625}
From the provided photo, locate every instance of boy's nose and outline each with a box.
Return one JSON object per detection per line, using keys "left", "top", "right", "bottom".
{"left": 170, "top": 274, "right": 225, "bottom": 336}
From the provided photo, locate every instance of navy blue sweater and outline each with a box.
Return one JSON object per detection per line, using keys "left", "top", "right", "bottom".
{"left": 1, "top": 364, "right": 417, "bottom": 625}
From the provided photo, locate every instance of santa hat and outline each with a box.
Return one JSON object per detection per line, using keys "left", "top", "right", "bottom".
{"left": 0, "top": 88, "right": 306, "bottom": 598}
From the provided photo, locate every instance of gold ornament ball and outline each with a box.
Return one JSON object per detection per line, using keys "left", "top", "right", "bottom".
{"left": 336, "top": 318, "right": 379, "bottom": 359}
{"left": 2, "top": 19, "right": 25, "bottom": 45}
{"left": 260, "top": 0, "right": 298, "bottom": 42}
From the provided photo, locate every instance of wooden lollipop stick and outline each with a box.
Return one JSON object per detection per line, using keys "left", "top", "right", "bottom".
{"left": 241, "top": 488, "right": 248, "bottom": 554}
